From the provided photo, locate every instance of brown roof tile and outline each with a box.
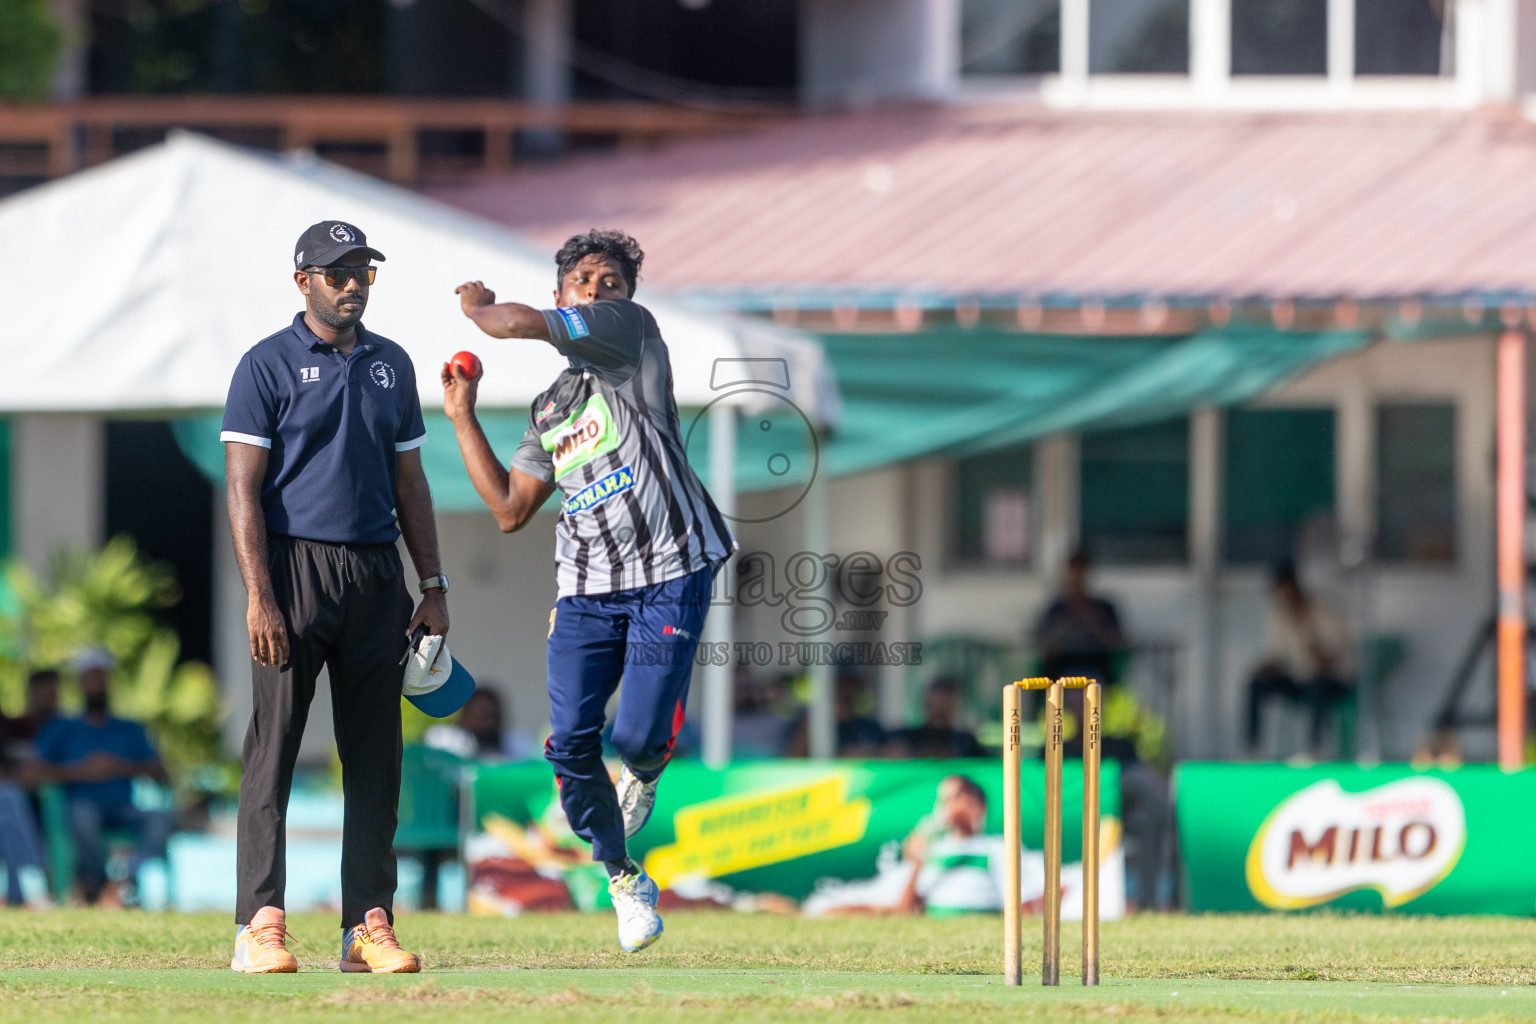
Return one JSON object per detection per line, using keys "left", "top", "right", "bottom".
{"left": 428, "top": 106, "right": 1536, "bottom": 305}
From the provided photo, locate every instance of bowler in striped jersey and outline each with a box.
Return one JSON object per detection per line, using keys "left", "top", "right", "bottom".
{"left": 444, "top": 230, "right": 735, "bottom": 952}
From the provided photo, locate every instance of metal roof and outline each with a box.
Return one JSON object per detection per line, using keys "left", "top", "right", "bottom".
{"left": 428, "top": 106, "right": 1536, "bottom": 309}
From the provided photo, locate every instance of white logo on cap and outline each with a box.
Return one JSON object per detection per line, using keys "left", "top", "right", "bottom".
{"left": 295, "top": 250, "right": 305, "bottom": 266}
{"left": 330, "top": 223, "right": 355, "bottom": 243}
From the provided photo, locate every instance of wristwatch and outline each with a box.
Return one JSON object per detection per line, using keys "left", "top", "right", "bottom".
{"left": 419, "top": 573, "right": 450, "bottom": 595}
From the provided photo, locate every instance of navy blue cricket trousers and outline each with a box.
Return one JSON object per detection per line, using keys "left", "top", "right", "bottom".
{"left": 544, "top": 565, "right": 714, "bottom": 863}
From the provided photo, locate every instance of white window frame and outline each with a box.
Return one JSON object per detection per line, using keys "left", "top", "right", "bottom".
{"left": 957, "top": 0, "right": 1504, "bottom": 111}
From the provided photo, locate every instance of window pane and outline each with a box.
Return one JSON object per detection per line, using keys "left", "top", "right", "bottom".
{"left": 1231, "top": 0, "right": 1326, "bottom": 75}
{"left": 1090, "top": 0, "right": 1190, "bottom": 74}
{"left": 1355, "top": 0, "right": 1450, "bottom": 75}
{"left": 962, "top": 0, "right": 1060, "bottom": 76}
{"left": 1080, "top": 417, "right": 1189, "bottom": 564}
{"left": 1376, "top": 403, "right": 1456, "bottom": 564}
{"left": 954, "top": 444, "right": 1033, "bottom": 565}
{"left": 1224, "top": 408, "right": 1336, "bottom": 564}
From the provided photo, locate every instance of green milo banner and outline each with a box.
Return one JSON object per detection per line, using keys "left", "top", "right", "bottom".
{"left": 471, "top": 759, "right": 1119, "bottom": 902}
{"left": 1177, "top": 763, "right": 1536, "bottom": 915}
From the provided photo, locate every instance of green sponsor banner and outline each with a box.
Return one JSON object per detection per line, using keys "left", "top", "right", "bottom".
{"left": 1176, "top": 762, "right": 1536, "bottom": 916}
{"left": 473, "top": 759, "right": 1119, "bottom": 900}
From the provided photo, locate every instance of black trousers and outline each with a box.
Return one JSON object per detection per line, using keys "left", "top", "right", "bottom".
{"left": 236, "top": 534, "right": 412, "bottom": 928}
{"left": 1245, "top": 670, "right": 1351, "bottom": 750}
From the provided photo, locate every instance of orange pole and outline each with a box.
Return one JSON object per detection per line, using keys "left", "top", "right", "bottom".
{"left": 1497, "top": 328, "right": 1528, "bottom": 770}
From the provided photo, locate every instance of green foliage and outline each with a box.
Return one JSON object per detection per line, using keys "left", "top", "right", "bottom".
{"left": 0, "top": 0, "right": 64, "bottom": 102}
{"left": 1041, "top": 686, "right": 1169, "bottom": 770}
{"left": 1, "top": 537, "right": 180, "bottom": 682}
{"left": 402, "top": 696, "right": 444, "bottom": 745}
{"left": 0, "top": 537, "right": 230, "bottom": 795}
{"left": 1101, "top": 686, "right": 1168, "bottom": 767}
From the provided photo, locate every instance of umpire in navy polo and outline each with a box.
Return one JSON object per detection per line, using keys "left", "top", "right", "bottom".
{"left": 219, "top": 221, "right": 446, "bottom": 973}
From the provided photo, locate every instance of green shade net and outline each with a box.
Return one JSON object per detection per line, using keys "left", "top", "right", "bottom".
{"left": 172, "top": 324, "right": 1367, "bottom": 509}
{"left": 812, "top": 323, "right": 1367, "bottom": 471}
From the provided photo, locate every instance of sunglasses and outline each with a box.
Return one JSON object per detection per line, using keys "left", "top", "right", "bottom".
{"left": 304, "top": 265, "right": 377, "bottom": 288}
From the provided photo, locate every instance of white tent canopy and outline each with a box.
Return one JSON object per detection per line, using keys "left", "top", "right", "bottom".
{"left": 0, "top": 132, "right": 839, "bottom": 423}
{"left": 0, "top": 132, "right": 843, "bottom": 768}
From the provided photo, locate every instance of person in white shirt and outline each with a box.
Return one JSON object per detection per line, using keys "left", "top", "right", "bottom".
{"left": 800, "top": 775, "right": 1010, "bottom": 916}
{"left": 1245, "top": 563, "right": 1355, "bottom": 757}
{"left": 421, "top": 688, "right": 540, "bottom": 762}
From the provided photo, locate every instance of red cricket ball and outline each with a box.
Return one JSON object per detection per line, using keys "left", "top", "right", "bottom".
{"left": 450, "top": 350, "right": 482, "bottom": 379}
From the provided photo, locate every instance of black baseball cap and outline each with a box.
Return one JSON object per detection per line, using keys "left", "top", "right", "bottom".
{"left": 293, "top": 220, "right": 386, "bottom": 270}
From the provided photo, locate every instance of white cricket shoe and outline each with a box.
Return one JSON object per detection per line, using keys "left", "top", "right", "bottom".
{"left": 617, "top": 764, "right": 658, "bottom": 839}
{"left": 609, "top": 866, "right": 663, "bottom": 952}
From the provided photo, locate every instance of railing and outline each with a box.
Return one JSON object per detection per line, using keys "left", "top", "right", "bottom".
{"left": 0, "top": 97, "right": 780, "bottom": 186}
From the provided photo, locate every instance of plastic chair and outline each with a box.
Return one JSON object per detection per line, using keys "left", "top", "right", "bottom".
{"left": 1267, "top": 633, "right": 1408, "bottom": 760}
{"left": 1332, "top": 633, "right": 1408, "bottom": 759}
{"left": 38, "top": 778, "right": 175, "bottom": 904}
{"left": 394, "top": 745, "right": 468, "bottom": 910}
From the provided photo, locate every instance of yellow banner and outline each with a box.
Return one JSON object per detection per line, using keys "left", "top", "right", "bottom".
{"left": 644, "top": 774, "right": 871, "bottom": 888}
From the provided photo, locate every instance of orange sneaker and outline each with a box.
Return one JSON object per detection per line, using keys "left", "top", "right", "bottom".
{"left": 339, "top": 908, "right": 421, "bottom": 973}
{"left": 231, "top": 906, "right": 299, "bottom": 973}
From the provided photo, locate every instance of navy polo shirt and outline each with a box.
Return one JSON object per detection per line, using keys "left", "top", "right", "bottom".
{"left": 221, "top": 313, "right": 426, "bottom": 545}
{"left": 35, "top": 716, "right": 157, "bottom": 807}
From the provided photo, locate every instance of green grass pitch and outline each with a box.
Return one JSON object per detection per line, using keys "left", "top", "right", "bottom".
{"left": 3, "top": 910, "right": 1535, "bottom": 1023}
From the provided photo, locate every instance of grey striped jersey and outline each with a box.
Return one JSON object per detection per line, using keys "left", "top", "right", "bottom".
{"left": 510, "top": 299, "right": 736, "bottom": 598}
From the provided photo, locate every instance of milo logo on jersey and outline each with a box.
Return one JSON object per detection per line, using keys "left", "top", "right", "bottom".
{"left": 563, "top": 465, "right": 636, "bottom": 515}
{"left": 541, "top": 394, "right": 621, "bottom": 480}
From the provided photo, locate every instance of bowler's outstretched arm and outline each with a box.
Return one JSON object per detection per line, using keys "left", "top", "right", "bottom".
{"left": 455, "top": 281, "right": 552, "bottom": 340}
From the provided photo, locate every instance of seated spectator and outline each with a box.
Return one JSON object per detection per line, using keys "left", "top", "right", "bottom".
{"left": 0, "top": 780, "right": 49, "bottom": 908}
{"left": 0, "top": 669, "right": 60, "bottom": 761}
{"left": 1032, "top": 548, "right": 1127, "bottom": 687}
{"left": 832, "top": 673, "right": 887, "bottom": 756}
{"left": 1056, "top": 685, "right": 1172, "bottom": 912}
{"left": 782, "top": 672, "right": 888, "bottom": 758}
{"left": 0, "top": 669, "right": 58, "bottom": 908}
{"left": 1033, "top": 552, "right": 1172, "bottom": 908}
{"left": 32, "top": 651, "right": 174, "bottom": 906}
{"left": 731, "top": 670, "right": 793, "bottom": 759}
{"left": 889, "top": 679, "right": 984, "bottom": 758}
{"left": 1245, "top": 563, "right": 1355, "bottom": 759}
{"left": 423, "top": 687, "right": 540, "bottom": 762}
